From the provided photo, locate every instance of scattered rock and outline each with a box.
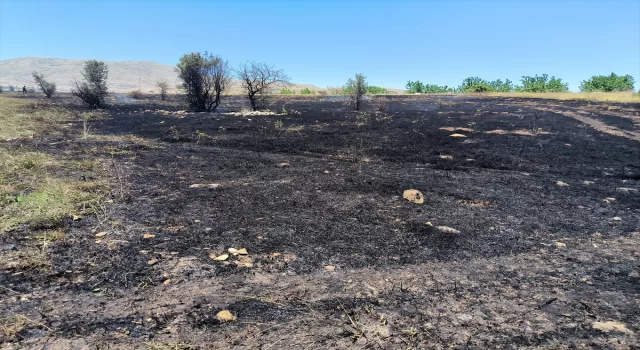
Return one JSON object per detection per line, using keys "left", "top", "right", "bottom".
{"left": 278, "top": 162, "right": 291, "bottom": 167}
{"left": 403, "top": 189, "right": 424, "bottom": 204}
{"left": 325, "top": 265, "right": 336, "bottom": 271}
{"left": 613, "top": 217, "right": 622, "bottom": 221}
{"left": 189, "top": 183, "right": 221, "bottom": 189}
{"left": 439, "top": 155, "right": 453, "bottom": 159}
{"left": 603, "top": 197, "right": 616, "bottom": 204}
{"left": 211, "top": 253, "right": 229, "bottom": 261}
{"left": 147, "top": 258, "right": 158, "bottom": 265}
{"left": 449, "top": 133, "right": 467, "bottom": 138}
{"left": 143, "top": 234, "right": 156, "bottom": 239}
{"left": 323, "top": 170, "right": 330, "bottom": 174}
{"left": 95, "top": 232, "right": 108, "bottom": 238}
{"left": 555, "top": 241, "right": 566, "bottom": 248}
{"left": 436, "top": 226, "right": 460, "bottom": 234}
{"left": 216, "top": 310, "right": 236, "bottom": 322}
{"left": 583, "top": 181, "right": 594, "bottom": 185}
{"left": 162, "top": 279, "right": 171, "bottom": 285}
{"left": 556, "top": 181, "right": 569, "bottom": 187}
{"left": 457, "top": 314, "right": 473, "bottom": 322}
{"left": 592, "top": 321, "right": 633, "bottom": 334}
{"left": 72, "top": 215, "right": 83, "bottom": 221}
{"left": 374, "top": 325, "right": 391, "bottom": 338}
{"left": 617, "top": 187, "right": 637, "bottom": 193}
{"left": 228, "top": 248, "right": 248, "bottom": 256}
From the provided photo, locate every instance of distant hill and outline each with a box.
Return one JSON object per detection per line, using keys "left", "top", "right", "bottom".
{"left": 0, "top": 57, "right": 330, "bottom": 94}
{"left": 0, "top": 57, "right": 180, "bottom": 93}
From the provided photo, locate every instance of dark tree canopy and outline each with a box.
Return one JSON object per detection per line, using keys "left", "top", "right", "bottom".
{"left": 176, "top": 52, "right": 231, "bottom": 112}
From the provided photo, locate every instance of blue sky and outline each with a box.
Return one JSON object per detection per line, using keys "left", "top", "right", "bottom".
{"left": 1, "top": 0, "right": 639, "bottom": 91}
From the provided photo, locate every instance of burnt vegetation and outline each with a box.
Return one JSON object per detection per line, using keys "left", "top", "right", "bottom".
{"left": 236, "top": 61, "right": 290, "bottom": 110}
{"left": 176, "top": 52, "right": 232, "bottom": 112}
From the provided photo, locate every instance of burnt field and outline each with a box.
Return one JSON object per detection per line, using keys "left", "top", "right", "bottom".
{"left": 1, "top": 94, "right": 639, "bottom": 349}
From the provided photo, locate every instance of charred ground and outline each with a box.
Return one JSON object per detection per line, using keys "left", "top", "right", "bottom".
{"left": 1, "top": 94, "right": 639, "bottom": 349}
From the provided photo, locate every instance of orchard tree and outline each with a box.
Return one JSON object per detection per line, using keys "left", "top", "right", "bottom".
{"left": 580, "top": 73, "right": 635, "bottom": 92}
{"left": 236, "top": 61, "right": 290, "bottom": 110}
{"left": 345, "top": 73, "right": 368, "bottom": 110}
{"left": 176, "top": 52, "right": 231, "bottom": 112}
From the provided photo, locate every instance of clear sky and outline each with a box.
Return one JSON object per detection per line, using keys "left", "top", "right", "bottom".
{"left": 1, "top": 0, "right": 639, "bottom": 91}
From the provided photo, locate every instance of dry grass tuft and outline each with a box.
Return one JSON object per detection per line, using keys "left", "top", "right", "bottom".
{"left": 480, "top": 91, "right": 640, "bottom": 103}
{"left": 0, "top": 96, "right": 74, "bottom": 140}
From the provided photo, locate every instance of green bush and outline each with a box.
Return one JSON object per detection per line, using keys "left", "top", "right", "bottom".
{"left": 367, "top": 86, "right": 388, "bottom": 94}
{"left": 458, "top": 77, "right": 495, "bottom": 93}
{"left": 488, "top": 79, "right": 514, "bottom": 92}
{"left": 406, "top": 80, "right": 425, "bottom": 93}
{"left": 345, "top": 73, "right": 368, "bottom": 110}
{"left": 516, "top": 74, "right": 568, "bottom": 92}
{"left": 32, "top": 72, "right": 57, "bottom": 98}
{"left": 156, "top": 81, "right": 169, "bottom": 101}
{"left": 300, "top": 88, "right": 314, "bottom": 95}
{"left": 406, "top": 81, "right": 453, "bottom": 93}
{"left": 127, "top": 89, "right": 144, "bottom": 99}
{"left": 177, "top": 52, "right": 232, "bottom": 112}
{"left": 71, "top": 60, "right": 109, "bottom": 108}
{"left": 580, "top": 73, "right": 635, "bottom": 92}
{"left": 280, "top": 88, "right": 295, "bottom": 95}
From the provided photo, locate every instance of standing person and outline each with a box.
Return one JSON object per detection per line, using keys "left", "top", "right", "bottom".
{"left": 22, "top": 86, "right": 27, "bottom": 95}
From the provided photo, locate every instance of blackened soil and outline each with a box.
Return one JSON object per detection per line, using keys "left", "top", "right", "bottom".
{"left": 1, "top": 94, "right": 639, "bottom": 349}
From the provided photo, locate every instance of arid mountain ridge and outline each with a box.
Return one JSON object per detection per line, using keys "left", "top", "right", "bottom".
{"left": 0, "top": 57, "right": 351, "bottom": 94}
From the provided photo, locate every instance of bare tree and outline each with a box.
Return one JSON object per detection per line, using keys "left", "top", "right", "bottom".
{"left": 236, "top": 62, "right": 290, "bottom": 111}
{"left": 72, "top": 60, "right": 109, "bottom": 108}
{"left": 32, "top": 72, "right": 57, "bottom": 98}
{"left": 156, "top": 81, "right": 169, "bottom": 101}
{"left": 176, "top": 52, "right": 231, "bottom": 112}
{"left": 345, "top": 73, "right": 368, "bottom": 110}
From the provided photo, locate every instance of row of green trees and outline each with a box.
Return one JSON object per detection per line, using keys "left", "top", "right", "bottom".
{"left": 407, "top": 73, "right": 635, "bottom": 93}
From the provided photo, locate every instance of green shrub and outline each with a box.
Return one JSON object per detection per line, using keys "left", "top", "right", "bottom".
{"left": 458, "top": 77, "right": 493, "bottom": 93}
{"left": 345, "top": 74, "right": 368, "bottom": 110}
{"left": 32, "top": 72, "right": 57, "bottom": 98}
{"left": 406, "top": 81, "right": 453, "bottom": 93}
{"left": 127, "top": 89, "right": 144, "bottom": 99}
{"left": 516, "top": 74, "right": 568, "bottom": 92}
{"left": 423, "top": 84, "right": 454, "bottom": 93}
{"left": 156, "top": 81, "right": 169, "bottom": 100}
{"left": 71, "top": 60, "right": 109, "bottom": 108}
{"left": 406, "top": 80, "right": 425, "bottom": 93}
{"left": 580, "top": 73, "right": 635, "bottom": 92}
{"left": 488, "top": 79, "right": 514, "bottom": 92}
{"left": 280, "top": 88, "right": 295, "bottom": 95}
{"left": 177, "top": 52, "right": 232, "bottom": 112}
{"left": 456, "top": 77, "right": 514, "bottom": 93}
{"left": 300, "top": 88, "right": 314, "bottom": 95}
{"left": 367, "top": 86, "right": 388, "bottom": 94}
